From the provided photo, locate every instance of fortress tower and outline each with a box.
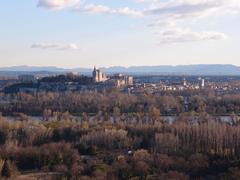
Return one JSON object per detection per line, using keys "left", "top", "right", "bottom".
{"left": 92, "top": 66, "right": 108, "bottom": 83}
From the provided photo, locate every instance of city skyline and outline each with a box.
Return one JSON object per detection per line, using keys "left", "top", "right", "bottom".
{"left": 0, "top": 0, "right": 240, "bottom": 68}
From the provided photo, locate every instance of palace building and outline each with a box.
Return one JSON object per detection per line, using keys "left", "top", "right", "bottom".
{"left": 92, "top": 66, "right": 108, "bottom": 83}
{"left": 92, "top": 67, "right": 133, "bottom": 87}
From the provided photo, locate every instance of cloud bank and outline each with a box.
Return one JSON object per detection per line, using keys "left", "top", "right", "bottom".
{"left": 31, "top": 43, "right": 81, "bottom": 51}
{"left": 156, "top": 28, "right": 227, "bottom": 44}
{"left": 74, "top": 4, "right": 143, "bottom": 17}
{"left": 36, "top": 0, "right": 240, "bottom": 44}
{"left": 37, "top": 0, "right": 80, "bottom": 9}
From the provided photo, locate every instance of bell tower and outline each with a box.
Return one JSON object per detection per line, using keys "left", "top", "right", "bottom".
{"left": 93, "top": 66, "right": 98, "bottom": 82}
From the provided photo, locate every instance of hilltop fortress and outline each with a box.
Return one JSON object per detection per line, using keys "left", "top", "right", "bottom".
{"left": 92, "top": 66, "right": 108, "bottom": 83}
{"left": 92, "top": 66, "right": 133, "bottom": 87}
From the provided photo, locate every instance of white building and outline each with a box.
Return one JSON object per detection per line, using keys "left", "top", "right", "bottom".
{"left": 92, "top": 66, "right": 108, "bottom": 83}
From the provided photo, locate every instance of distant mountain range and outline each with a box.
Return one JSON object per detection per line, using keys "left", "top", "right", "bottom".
{"left": 1, "top": 64, "right": 240, "bottom": 76}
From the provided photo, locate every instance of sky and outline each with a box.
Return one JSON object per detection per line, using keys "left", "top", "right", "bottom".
{"left": 0, "top": 0, "right": 240, "bottom": 68}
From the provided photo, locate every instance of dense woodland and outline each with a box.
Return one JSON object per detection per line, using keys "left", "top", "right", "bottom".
{"left": 1, "top": 90, "right": 240, "bottom": 116}
{"left": 1, "top": 91, "right": 240, "bottom": 179}
{"left": 40, "top": 74, "right": 93, "bottom": 84}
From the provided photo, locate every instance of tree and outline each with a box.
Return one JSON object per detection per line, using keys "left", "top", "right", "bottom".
{"left": 113, "top": 107, "right": 121, "bottom": 123}
{"left": 148, "top": 106, "right": 161, "bottom": 124}
{"left": 43, "top": 109, "right": 52, "bottom": 121}
{"left": 133, "top": 149, "right": 151, "bottom": 162}
{"left": 132, "top": 161, "right": 149, "bottom": 180}
{"left": 1, "top": 160, "right": 11, "bottom": 178}
{"left": 111, "top": 156, "right": 130, "bottom": 179}
{"left": 82, "top": 112, "right": 89, "bottom": 129}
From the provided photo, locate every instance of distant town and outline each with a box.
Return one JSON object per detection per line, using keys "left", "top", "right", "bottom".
{"left": 1, "top": 66, "right": 240, "bottom": 95}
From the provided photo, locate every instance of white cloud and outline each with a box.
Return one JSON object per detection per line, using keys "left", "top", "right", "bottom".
{"left": 31, "top": 43, "right": 81, "bottom": 50}
{"left": 145, "top": 0, "right": 240, "bottom": 19}
{"left": 155, "top": 27, "right": 227, "bottom": 44}
{"left": 144, "top": 0, "right": 239, "bottom": 44}
{"left": 38, "top": 0, "right": 80, "bottom": 9}
{"left": 37, "top": 0, "right": 240, "bottom": 19}
{"left": 148, "top": 20, "right": 176, "bottom": 27}
{"left": 38, "top": 0, "right": 143, "bottom": 17}
{"left": 36, "top": 0, "right": 240, "bottom": 44}
{"left": 75, "top": 4, "right": 143, "bottom": 17}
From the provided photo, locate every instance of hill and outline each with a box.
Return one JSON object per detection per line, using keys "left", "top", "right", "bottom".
{"left": 1, "top": 64, "right": 240, "bottom": 76}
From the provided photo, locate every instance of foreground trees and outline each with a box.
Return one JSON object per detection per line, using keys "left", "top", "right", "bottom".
{"left": 1, "top": 113, "right": 240, "bottom": 179}
{"left": 2, "top": 90, "right": 240, "bottom": 179}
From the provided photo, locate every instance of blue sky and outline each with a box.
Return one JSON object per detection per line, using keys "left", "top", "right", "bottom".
{"left": 0, "top": 0, "right": 240, "bottom": 68}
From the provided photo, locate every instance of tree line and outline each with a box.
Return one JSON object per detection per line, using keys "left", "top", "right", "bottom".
{"left": 1, "top": 112, "right": 240, "bottom": 179}
{"left": 1, "top": 90, "right": 240, "bottom": 116}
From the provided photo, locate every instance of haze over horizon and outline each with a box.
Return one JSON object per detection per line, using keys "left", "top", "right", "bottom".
{"left": 1, "top": 64, "right": 240, "bottom": 70}
{"left": 1, "top": 0, "right": 240, "bottom": 68}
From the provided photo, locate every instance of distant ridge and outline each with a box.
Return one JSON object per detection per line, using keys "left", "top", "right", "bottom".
{"left": 100, "top": 64, "right": 240, "bottom": 75}
{"left": 0, "top": 66, "right": 69, "bottom": 72}
{"left": 1, "top": 64, "right": 240, "bottom": 76}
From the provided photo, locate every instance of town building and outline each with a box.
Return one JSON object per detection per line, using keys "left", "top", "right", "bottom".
{"left": 198, "top": 77, "right": 205, "bottom": 89}
{"left": 201, "top": 78, "right": 205, "bottom": 89}
{"left": 92, "top": 66, "right": 108, "bottom": 83}
{"left": 92, "top": 67, "right": 133, "bottom": 87}
{"left": 183, "top": 77, "right": 187, "bottom": 86}
{"left": 111, "top": 74, "right": 134, "bottom": 87}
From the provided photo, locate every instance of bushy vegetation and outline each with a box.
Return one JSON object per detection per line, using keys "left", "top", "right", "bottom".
{"left": 1, "top": 90, "right": 240, "bottom": 116}
{"left": 0, "top": 111, "right": 240, "bottom": 179}
{"left": 1, "top": 91, "right": 240, "bottom": 179}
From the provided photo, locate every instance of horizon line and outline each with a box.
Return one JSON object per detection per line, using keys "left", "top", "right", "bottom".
{"left": 0, "top": 63, "right": 239, "bottom": 69}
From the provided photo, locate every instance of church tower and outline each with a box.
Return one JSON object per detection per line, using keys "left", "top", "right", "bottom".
{"left": 92, "top": 66, "right": 108, "bottom": 83}
{"left": 93, "top": 66, "right": 98, "bottom": 82}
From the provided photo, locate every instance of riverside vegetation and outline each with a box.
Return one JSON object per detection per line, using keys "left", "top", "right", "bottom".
{"left": 1, "top": 90, "right": 240, "bottom": 179}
